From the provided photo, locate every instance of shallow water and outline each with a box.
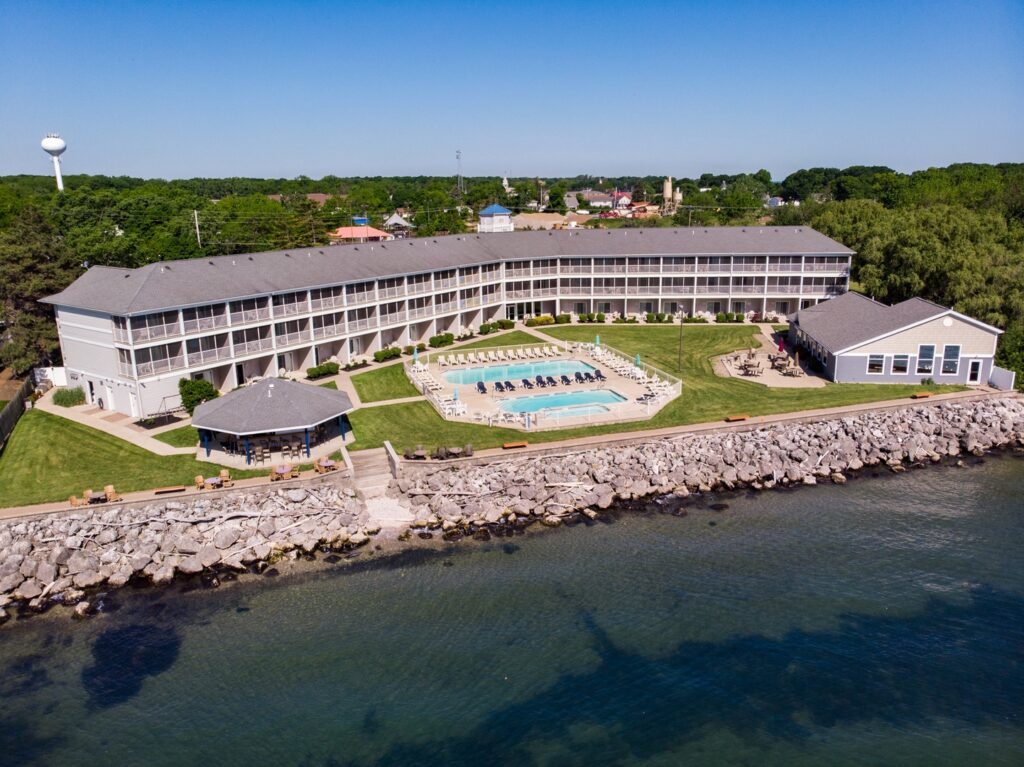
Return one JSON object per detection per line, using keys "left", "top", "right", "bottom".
{"left": 2, "top": 456, "right": 1023, "bottom": 766}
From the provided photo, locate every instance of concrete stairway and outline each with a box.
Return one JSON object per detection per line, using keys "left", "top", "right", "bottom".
{"left": 349, "top": 448, "right": 393, "bottom": 499}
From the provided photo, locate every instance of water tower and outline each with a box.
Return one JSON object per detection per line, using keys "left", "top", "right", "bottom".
{"left": 41, "top": 133, "right": 67, "bottom": 192}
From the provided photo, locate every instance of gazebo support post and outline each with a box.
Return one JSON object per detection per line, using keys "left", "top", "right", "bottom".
{"left": 245, "top": 437, "right": 251, "bottom": 465}
{"left": 338, "top": 416, "right": 346, "bottom": 440}
{"left": 304, "top": 428, "right": 310, "bottom": 458}
{"left": 201, "top": 429, "right": 210, "bottom": 457}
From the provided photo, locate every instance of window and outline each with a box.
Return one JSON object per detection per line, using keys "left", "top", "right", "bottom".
{"left": 867, "top": 355, "right": 885, "bottom": 374}
{"left": 917, "top": 345, "right": 935, "bottom": 375}
{"left": 892, "top": 355, "right": 909, "bottom": 374}
{"left": 942, "top": 345, "right": 961, "bottom": 375}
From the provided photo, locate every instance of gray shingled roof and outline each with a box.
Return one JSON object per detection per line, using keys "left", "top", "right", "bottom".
{"left": 42, "top": 226, "right": 852, "bottom": 316}
{"left": 191, "top": 378, "right": 353, "bottom": 436}
{"left": 793, "top": 292, "right": 949, "bottom": 354}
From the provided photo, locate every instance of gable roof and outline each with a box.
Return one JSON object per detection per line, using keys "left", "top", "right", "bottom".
{"left": 793, "top": 292, "right": 1001, "bottom": 354}
{"left": 384, "top": 212, "right": 415, "bottom": 228}
{"left": 191, "top": 378, "right": 353, "bottom": 436}
{"left": 328, "top": 225, "right": 391, "bottom": 240}
{"left": 479, "top": 204, "right": 511, "bottom": 216}
{"left": 42, "top": 226, "right": 853, "bottom": 316}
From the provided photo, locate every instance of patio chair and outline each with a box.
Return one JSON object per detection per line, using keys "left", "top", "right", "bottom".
{"left": 495, "top": 381, "right": 506, "bottom": 393}
{"left": 535, "top": 374, "right": 546, "bottom": 387}
{"left": 489, "top": 351, "right": 499, "bottom": 362}
{"left": 595, "top": 369, "right": 607, "bottom": 381}
{"left": 560, "top": 375, "right": 572, "bottom": 386}
{"left": 104, "top": 484, "right": 121, "bottom": 502}
{"left": 575, "top": 371, "right": 585, "bottom": 384}
{"left": 69, "top": 494, "right": 81, "bottom": 507}
{"left": 521, "top": 378, "right": 533, "bottom": 389}
{"left": 504, "top": 380, "right": 516, "bottom": 391}
{"left": 195, "top": 475, "right": 206, "bottom": 490}
{"left": 457, "top": 354, "right": 467, "bottom": 365}
{"left": 433, "top": 445, "right": 449, "bottom": 460}
{"left": 545, "top": 376, "right": 557, "bottom": 387}
{"left": 583, "top": 372, "right": 596, "bottom": 383}
{"left": 476, "top": 381, "right": 488, "bottom": 394}
{"left": 404, "top": 447, "right": 414, "bottom": 459}
{"left": 464, "top": 444, "right": 474, "bottom": 457}
{"left": 497, "top": 350, "right": 507, "bottom": 361}
{"left": 468, "top": 353, "right": 478, "bottom": 364}
{"left": 438, "top": 356, "right": 448, "bottom": 367}
{"left": 219, "top": 469, "right": 234, "bottom": 488}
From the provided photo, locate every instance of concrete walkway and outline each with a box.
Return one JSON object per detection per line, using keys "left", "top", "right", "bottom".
{"left": 32, "top": 390, "right": 195, "bottom": 456}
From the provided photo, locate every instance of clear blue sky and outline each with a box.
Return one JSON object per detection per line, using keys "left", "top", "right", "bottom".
{"left": 1, "top": 0, "right": 1022, "bottom": 180}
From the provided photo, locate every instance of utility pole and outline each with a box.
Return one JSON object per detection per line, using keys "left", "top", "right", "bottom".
{"left": 193, "top": 210, "right": 202, "bottom": 247}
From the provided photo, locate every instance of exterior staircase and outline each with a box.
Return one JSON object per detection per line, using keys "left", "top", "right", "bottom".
{"left": 349, "top": 448, "right": 393, "bottom": 499}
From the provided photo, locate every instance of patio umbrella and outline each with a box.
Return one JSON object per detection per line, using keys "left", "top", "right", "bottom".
{"left": 595, "top": 334, "right": 601, "bottom": 347}
{"left": 778, "top": 337, "right": 785, "bottom": 353}
{"left": 453, "top": 387, "right": 459, "bottom": 401}
{"left": 413, "top": 346, "right": 419, "bottom": 364}
{"left": 634, "top": 353, "right": 641, "bottom": 367}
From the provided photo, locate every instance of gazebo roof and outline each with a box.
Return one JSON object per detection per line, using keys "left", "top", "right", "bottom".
{"left": 192, "top": 378, "right": 354, "bottom": 436}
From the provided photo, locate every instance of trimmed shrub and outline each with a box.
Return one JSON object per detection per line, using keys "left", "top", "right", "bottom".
{"left": 343, "top": 360, "right": 369, "bottom": 371}
{"left": 656, "top": 312, "right": 666, "bottom": 323}
{"left": 525, "top": 315, "right": 554, "bottom": 327}
{"left": 178, "top": 378, "right": 219, "bottom": 416}
{"left": 683, "top": 315, "right": 708, "bottom": 323}
{"left": 402, "top": 343, "right": 427, "bottom": 355}
{"left": 479, "top": 323, "right": 493, "bottom": 335}
{"left": 596, "top": 312, "right": 606, "bottom": 323}
{"left": 52, "top": 386, "right": 85, "bottom": 408}
{"left": 645, "top": 312, "right": 656, "bottom": 324}
{"left": 496, "top": 319, "right": 514, "bottom": 329}
{"left": 428, "top": 332, "right": 455, "bottom": 348}
{"left": 373, "top": 347, "right": 402, "bottom": 363}
{"left": 306, "top": 361, "right": 341, "bottom": 379}
{"left": 555, "top": 313, "right": 571, "bottom": 324}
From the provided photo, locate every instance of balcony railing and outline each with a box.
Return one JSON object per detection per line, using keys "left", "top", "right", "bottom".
{"left": 234, "top": 338, "right": 273, "bottom": 355}
{"left": 230, "top": 308, "right": 271, "bottom": 324}
{"left": 768, "top": 285, "right": 802, "bottom": 294}
{"left": 767, "top": 263, "right": 802, "bottom": 271}
{"left": 310, "top": 295, "right": 345, "bottom": 311}
{"left": 731, "top": 285, "right": 766, "bottom": 293}
{"left": 459, "top": 275, "right": 482, "bottom": 285}
{"left": 312, "top": 324, "right": 344, "bottom": 340}
{"left": 732, "top": 265, "right": 766, "bottom": 273}
{"left": 135, "top": 355, "right": 185, "bottom": 377}
{"left": 630, "top": 285, "right": 660, "bottom": 294}
{"left": 275, "top": 330, "right": 308, "bottom": 346}
{"left": 408, "top": 305, "right": 433, "bottom": 320}
{"left": 505, "top": 290, "right": 531, "bottom": 300}
{"left": 273, "top": 302, "right": 306, "bottom": 318}
{"left": 631, "top": 265, "right": 661, "bottom": 273}
{"left": 434, "top": 302, "right": 457, "bottom": 314}
{"left": 559, "top": 266, "right": 591, "bottom": 274}
{"left": 804, "top": 263, "right": 850, "bottom": 272}
{"left": 695, "top": 264, "right": 730, "bottom": 272}
{"left": 378, "top": 286, "right": 405, "bottom": 299}
{"left": 592, "top": 287, "right": 623, "bottom": 295}
{"left": 131, "top": 322, "right": 180, "bottom": 343}
{"left": 662, "top": 285, "right": 695, "bottom": 294}
{"left": 379, "top": 311, "right": 408, "bottom": 326}
{"left": 593, "top": 265, "right": 626, "bottom": 273}
{"left": 112, "top": 328, "right": 130, "bottom": 343}
{"left": 461, "top": 297, "right": 481, "bottom": 308}
{"left": 434, "top": 278, "right": 457, "bottom": 289}
{"left": 187, "top": 346, "right": 232, "bottom": 367}
{"left": 505, "top": 270, "right": 531, "bottom": 279}
{"left": 346, "top": 290, "right": 376, "bottom": 305}
{"left": 662, "top": 263, "right": 696, "bottom": 273}
{"left": 532, "top": 267, "right": 557, "bottom": 275}
{"left": 407, "top": 281, "right": 432, "bottom": 295}
{"left": 183, "top": 314, "right": 228, "bottom": 334}
{"left": 117, "top": 362, "right": 134, "bottom": 377}
{"left": 347, "top": 317, "right": 377, "bottom": 332}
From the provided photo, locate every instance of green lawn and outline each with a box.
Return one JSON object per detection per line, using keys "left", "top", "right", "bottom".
{"left": 351, "top": 363, "right": 419, "bottom": 403}
{"left": 153, "top": 424, "right": 198, "bottom": 448}
{"left": 348, "top": 324, "right": 961, "bottom": 453}
{"left": 319, "top": 380, "right": 338, "bottom": 389}
{"left": 0, "top": 410, "right": 265, "bottom": 507}
{"left": 454, "top": 330, "right": 541, "bottom": 349}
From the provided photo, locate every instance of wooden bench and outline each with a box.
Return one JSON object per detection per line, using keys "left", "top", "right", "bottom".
{"left": 725, "top": 415, "right": 749, "bottom": 422}
{"left": 153, "top": 485, "right": 187, "bottom": 495}
{"left": 910, "top": 392, "right": 933, "bottom": 399}
{"left": 502, "top": 441, "right": 529, "bottom": 450}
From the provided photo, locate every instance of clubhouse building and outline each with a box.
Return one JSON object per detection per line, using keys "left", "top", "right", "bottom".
{"left": 43, "top": 227, "right": 852, "bottom": 418}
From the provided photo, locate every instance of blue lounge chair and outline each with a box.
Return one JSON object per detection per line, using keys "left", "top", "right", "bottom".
{"left": 560, "top": 375, "right": 572, "bottom": 386}
{"left": 535, "top": 375, "right": 546, "bottom": 388}
{"left": 521, "top": 378, "right": 534, "bottom": 389}
{"left": 574, "top": 371, "right": 585, "bottom": 384}
{"left": 545, "top": 376, "right": 557, "bottom": 387}
{"left": 476, "top": 381, "right": 487, "bottom": 394}
{"left": 594, "top": 369, "right": 607, "bottom": 381}
{"left": 583, "top": 372, "right": 596, "bottom": 383}
{"left": 504, "top": 380, "right": 516, "bottom": 391}
{"left": 495, "top": 381, "right": 506, "bottom": 393}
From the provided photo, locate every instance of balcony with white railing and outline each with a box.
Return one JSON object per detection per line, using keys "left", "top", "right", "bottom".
{"left": 135, "top": 355, "right": 185, "bottom": 377}
{"left": 312, "top": 324, "right": 345, "bottom": 340}
{"left": 347, "top": 317, "right": 377, "bottom": 332}
{"left": 559, "top": 265, "right": 591, "bottom": 274}
{"left": 731, "top": 285, "right": 766, "bottom": 293}
{"left": 695, "top": 264, "right": 730, "bottom": 272}
{"left": 593, "top": 265, "right": 626, "bottom": 273}
{"left": 380, "top": 311, "right": 408, "bottom": 326}
{"left": 131, "top": 322, "right": 181, "bottom": 343}
{"left": 230, "top": 307, "right": 271, "bottom": 325}
{"left": 310, "top": 295, "right": 345, "bottom": 311}
{"left": 435, "top": 302, "right": 458, "bottom": 314}
{"left": 459, "top": 275, "right": 482, "bottom": 285}
{"left": 631, "top": 285, "right": 661, "bottom": 295}
{"left": 769, "top": 285, "right": 802, "bottom": 294}
{"left": 117, "top": 361, "right": 134, "bottom": 377}
{"left": 346, "top": 290, "right": 377, "bottom": 305}
{"left": 187, "top": 346, "right": 232, "bottom": 367}
{"left": 183, "top": 314, "right": 229, "bottom": 334}
{"left": 592, "top": 286, "right": 624, "bottom": 295}
{"left": 434, "top": 278, "right": 458, "bottom": 290}
{"left": 532, "top": 266, "right": 557, "bottom": 276}
{"left": 408, "top": 305, "right": 433, "bottom": 320}
{"left": 505, "top": 290, "right": 532, "bottom": 300}
{"left": 505, "top": 270, "right": 531, "bottom": 280}
{"left": 234, "top": 337, "right": 274, "bottom": 356}
{"left": 378, "top": 286, "right": 406, "bottom": 299}
{"left": 406, "top": 282, "right": 433, "bottom": 296}
{"left": 461, "top": 297, "right": 482, "bottom": 308}
{"left": 662, "top": 263, "right": 696, "bottom": 273}
{"left": 275, "top": 330, "right": 309, "bottom": 347}
{"left": 273, "top": 301, "right": 306, "bottom": 318}
{"left": 804, "top": 263, "right": 851, "bottom": 273}
{"left": 662, "top": 285, "right": 695, "bottom": 294}
{"left": 631, "top": 265, "right": 661, "bottom": 273}
{"left": 112, "top": 327, "right": 130, "bottom": 343}
{"left": 732, "top": 264, "right": 766, "bottom": 273}
{"left": 767, "top": 263, "right": 803, "bottom": 272}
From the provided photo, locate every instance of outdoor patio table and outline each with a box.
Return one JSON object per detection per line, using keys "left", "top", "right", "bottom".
{"left": 319, "top": 459, "right": 335, "bottom": 467}
{"left": 448, "top": 447, "right": 463, "bottom": 457}
{"left": 88, "top": 492, "right": 107, "bottom": 504}
{"left": 275, "top": 465, "right": 290, "bottom": 475}
{"left": 414, "top": 450, "right": 426, "bottom": 459}
{"left": 205, "top": 477, "right": 223, "bottom": 487}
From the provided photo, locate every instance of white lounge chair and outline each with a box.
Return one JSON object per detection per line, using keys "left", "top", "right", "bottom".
{"left": 457, "top": 354, "right": 466, "bottom": 365}
{"left": 497, "top": 350, "right": 508, "bottom": 361}
{"left": 468, "top": 353, "right": 478, "bottom": 364}
{"left": 488, "top": 351, "right": 498, "bottom": 362}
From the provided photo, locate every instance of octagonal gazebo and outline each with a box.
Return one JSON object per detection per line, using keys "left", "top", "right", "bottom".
{"left": 192, "top": 378, "right": 354, "bottom": 465}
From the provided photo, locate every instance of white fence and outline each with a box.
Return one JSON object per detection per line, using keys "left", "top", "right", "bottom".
{"left": 989, "top": 364, "right": 1018, "bottom": 391}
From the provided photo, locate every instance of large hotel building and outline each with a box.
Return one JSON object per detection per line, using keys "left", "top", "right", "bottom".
{"left": 42, "top": 226, "right": 852, "bottom": 417}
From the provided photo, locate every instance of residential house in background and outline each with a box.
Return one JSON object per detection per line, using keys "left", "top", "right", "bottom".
{"left": 477, "top": 204, "right": 514, "bottom": 233}
{"left": 789, "top": 291, "right": 1005, "bottom": 386}
{"left": 383, "top": 212, "right": 416, "bottom": 238}
{"left": 327, "top": 225, "right": 393, "bottom": 243}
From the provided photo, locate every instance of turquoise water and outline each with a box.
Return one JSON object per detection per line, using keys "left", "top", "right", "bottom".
{"left": 1, "top": 456, "right": 1023, "bottom": 766}
{"left": 499, "top": 389, "right": 627, "bottom": 417}
{"left": 443, "top": 360, "right": 595, "bottom": 384}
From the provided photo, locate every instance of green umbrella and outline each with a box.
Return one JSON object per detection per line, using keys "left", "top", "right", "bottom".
{"left": 595, "top": 334, "right": 601, "bottom": 347}
{"left": 634, "top": 353, "right": 641, "bottom": 367}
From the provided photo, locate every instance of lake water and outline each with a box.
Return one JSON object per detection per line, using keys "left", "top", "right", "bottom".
{"left": 2, "top": 456, "right": 1022, "bottom": 766}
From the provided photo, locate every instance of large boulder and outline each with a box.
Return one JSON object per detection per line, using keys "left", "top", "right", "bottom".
{"left": 213, "top": 526, "right": 241, "bottom": 550}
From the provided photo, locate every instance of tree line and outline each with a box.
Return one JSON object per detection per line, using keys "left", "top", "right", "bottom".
{"left": 0, "top": 164, "right": 1021, "bottom": 385}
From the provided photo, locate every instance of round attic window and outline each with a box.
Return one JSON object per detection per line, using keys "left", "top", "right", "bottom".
{"left": 942, "top": 317, "right": 953, "bottom": 327}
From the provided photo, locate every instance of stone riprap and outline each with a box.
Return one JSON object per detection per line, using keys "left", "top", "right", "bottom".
{"left": 394, "top": 397, "right": 1024, "bottom": 535}
{"left": 0, "top": 484, "right": 375, "bottom": 623}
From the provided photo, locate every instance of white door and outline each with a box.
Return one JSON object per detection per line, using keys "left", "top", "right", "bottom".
{"left": 104, "top": 384, "right": 115, "bottom": 412}
{"left": 129, "top": 392, "right": 139, "bottom": 418}
{"left": 968, "top": 359, "right": 982, "bottom": 384}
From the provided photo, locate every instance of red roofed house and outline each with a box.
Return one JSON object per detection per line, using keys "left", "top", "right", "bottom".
{"left": 326, "top": 225, "right": 393, "bottom": 243}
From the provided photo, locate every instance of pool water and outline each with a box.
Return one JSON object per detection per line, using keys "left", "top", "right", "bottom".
{"left": 443, "top": 360, "right": 596, "bottom": 385}
{"left": 499, "top": 389, "right": 626, "bottom": 419}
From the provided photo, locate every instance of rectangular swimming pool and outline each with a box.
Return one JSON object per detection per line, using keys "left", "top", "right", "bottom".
{"left": 499, "top": 389, "right": 626, "bottom": 419}
{"left": 443, "top": 360, "right": 596, "bottom": 385}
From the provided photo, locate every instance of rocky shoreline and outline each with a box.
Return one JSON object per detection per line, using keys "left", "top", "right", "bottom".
{"left": 1, "top": 396, "right": 1022, "bottom": 625}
